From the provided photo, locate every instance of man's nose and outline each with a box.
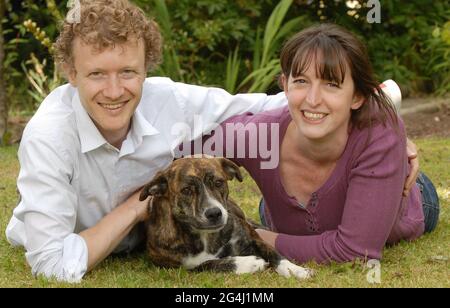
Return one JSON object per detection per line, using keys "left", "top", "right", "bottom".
{"left": 103, "top": 76, "right": 125, "bottom": 100}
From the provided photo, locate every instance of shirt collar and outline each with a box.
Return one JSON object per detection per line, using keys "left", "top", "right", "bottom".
{"left": 72, "top": 92, "right": 160, "bottom": 154}
{"left": 120, "top": 107, "right": 160, "bottom": 157}
{"left": 72, "top": 93, "right": 108, "bottom": 153}
{"left": 131, "top": 107, "right": 159, "bottom": 141}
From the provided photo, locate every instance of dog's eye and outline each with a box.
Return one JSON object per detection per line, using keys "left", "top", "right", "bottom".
{"left": 214, "top": 180, "right": 224, "bottom": 188}
{"left": 181, "top": 187, "right": 193, "bottom": 196}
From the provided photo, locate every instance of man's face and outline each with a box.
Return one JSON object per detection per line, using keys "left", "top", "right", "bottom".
{"left": 67, "top": 37, "right": 147, "bottom": 145}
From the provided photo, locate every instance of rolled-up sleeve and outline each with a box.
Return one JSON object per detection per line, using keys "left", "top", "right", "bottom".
{"left": 7, "top": 130, "right": 88, "bottom": 283}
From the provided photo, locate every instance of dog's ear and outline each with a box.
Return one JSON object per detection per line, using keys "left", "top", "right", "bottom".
{"left": 139, "top": 172, "right": 168, "bottom": 201}
{"left": 219, "top": 158, "right": 243, "bottom": 182}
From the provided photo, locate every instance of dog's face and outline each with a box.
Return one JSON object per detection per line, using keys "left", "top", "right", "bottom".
{"left": 140, "top": 157, "right": 243, "bottom": 233}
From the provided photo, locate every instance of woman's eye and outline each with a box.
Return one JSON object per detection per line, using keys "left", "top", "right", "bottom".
{"left": 327, "top": 82, "right": 340, "bottom": 88}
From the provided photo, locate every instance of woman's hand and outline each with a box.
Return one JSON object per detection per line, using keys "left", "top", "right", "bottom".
{"left": 255, "top": 229, "right": 279, "bottom": 249}
{"left": 404, "top": 138, "right": 419, "bottom": 197}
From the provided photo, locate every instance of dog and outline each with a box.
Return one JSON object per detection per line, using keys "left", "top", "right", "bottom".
{"left": 139, "top": 157, "right": 313, "bottom": 279}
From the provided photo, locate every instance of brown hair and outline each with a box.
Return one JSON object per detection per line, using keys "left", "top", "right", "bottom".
{"left": 54, "top": 0, "right": 162, "bottom": 74}
{"left": 280, "top": 23, "right": 398, "bottom": 130}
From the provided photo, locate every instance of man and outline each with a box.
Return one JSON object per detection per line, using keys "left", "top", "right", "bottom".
{"left": 5, "top": 0, "right": 417, "bottom": 282}
{"left": 5, "top": 0, "right": 287, "bottom": 282}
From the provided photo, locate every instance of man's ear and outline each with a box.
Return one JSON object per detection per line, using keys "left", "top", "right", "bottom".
{"left": 219, "top": 158, "right": 243, "bottom": 182}
{"left": 351, "top": 94, "right": 365, "bottom": 110}
{"left": 139, "top": 172, "right": 168, "bottom": 201}
{"left": 63, "top": 63, "right": 77, "bottom": 87}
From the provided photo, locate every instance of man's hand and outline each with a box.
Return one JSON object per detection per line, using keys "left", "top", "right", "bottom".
{"left": 79, "top": 186, "right": 150, "bottom": 272}
{"left": 404, "top": 138, "right": 419, "bottom": 197}
{"left": 129, "top": 187, "right": 151, "bottom": 222}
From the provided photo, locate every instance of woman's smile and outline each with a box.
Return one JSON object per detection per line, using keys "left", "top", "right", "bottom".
{"left": 301, "top": 110, "right": 329, "bottom": 124}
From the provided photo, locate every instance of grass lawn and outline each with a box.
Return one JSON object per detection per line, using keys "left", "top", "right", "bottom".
{"left": 0, "top": 138, "right": 448, "bottom": 288}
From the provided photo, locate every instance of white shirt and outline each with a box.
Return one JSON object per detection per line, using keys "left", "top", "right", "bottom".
{"left": 5, "top": 77, "right": 286, "bottom": 282}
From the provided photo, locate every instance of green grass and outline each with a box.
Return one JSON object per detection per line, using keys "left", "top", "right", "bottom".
{"left": 0, "top": 138, "right": 449, "bottom": 288}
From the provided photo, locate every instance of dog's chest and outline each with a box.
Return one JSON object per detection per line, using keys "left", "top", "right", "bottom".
{"left": 182, "top": 232, "right": 237, "bottom": 269}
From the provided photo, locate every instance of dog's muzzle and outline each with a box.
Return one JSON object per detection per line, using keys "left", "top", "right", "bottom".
{"left": 205, "top": 207, "right": 223, "bottom": 224}
{"left": 195, "top": 207, "right": 227, "bottom": 232}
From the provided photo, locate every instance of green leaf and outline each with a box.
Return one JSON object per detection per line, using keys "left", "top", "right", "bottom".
{"left": 225, "top": 46, "right": 241, "bottom": 94}
{"left": 261, "top": 0, "right": 293, "bottom": 67}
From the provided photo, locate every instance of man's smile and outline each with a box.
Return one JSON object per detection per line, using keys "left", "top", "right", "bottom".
{"left": 98, "top": 100, "right": 130, "bottom": 111}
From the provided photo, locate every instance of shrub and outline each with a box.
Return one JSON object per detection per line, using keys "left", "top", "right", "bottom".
{"left": 2, "top": 0, "right": 449, "bottom": 117}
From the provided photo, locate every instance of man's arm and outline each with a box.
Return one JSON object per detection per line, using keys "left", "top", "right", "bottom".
{"left": 79, "top": 189, "right": 148, "bottom": 272}
{"left": 148, "top": 77, "right": 287, "bottom": 140}
{"left": 9, "top": 132, "right": 148, "bottom": 282}
{"left": 173, "top": 77, "right": 419, "bottom": 194}
{"left": 10, "top": 132, "right": 87, "bottom": 282}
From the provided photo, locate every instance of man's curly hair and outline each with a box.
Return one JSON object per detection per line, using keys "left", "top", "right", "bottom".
{"left": 54, "top": 0, "right": 162, "bottom": 74}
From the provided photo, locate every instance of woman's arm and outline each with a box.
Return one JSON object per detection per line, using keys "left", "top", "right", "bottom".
{"left": 273, "top": 124, "right": 412, "bottom": 264}
{"left": 404, "top": 138, "right": 419, "bottom": 196}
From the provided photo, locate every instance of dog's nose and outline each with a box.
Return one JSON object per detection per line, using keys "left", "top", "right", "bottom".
{"left": 205, "top": 207, "right": 222, "bottom": 223}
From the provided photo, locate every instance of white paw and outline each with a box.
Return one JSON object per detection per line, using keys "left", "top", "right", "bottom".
{"left": 234, "top": 256, "right": 268, "bottom": 274}
{"left": 275, "top": 259, "right": 313, "bottom": 280}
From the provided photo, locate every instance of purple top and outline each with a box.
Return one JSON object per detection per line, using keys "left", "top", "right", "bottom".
{"left": 212, "top": 106, "right": 425, "bottom": 263}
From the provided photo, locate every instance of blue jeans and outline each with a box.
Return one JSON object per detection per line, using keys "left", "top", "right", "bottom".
{"left": 258, "top": 172, "right": 440, "bottom": 233}
{"left": 416, "top": 172, "right": 440, "bottom": 233}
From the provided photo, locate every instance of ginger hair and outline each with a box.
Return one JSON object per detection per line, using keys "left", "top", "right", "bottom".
{"left": 54, "top": 0, "right": 162, "bottom": 74}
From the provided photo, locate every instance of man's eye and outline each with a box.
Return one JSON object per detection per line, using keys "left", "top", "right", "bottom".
{"left": 181, "top": 187, "right": 193, "bottom": 196}
{"left": 293, "top": 79, "right": 307, "bottom": 84}
{"left": 122, "top": 70, "right": 136, "bottom": 77}
{"left": 89, "top": 72, "right": 103, "bottom": 78}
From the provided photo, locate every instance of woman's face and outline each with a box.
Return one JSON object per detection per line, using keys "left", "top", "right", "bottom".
{"left": 283, "top": 56, "right": 364, "bottom": 142}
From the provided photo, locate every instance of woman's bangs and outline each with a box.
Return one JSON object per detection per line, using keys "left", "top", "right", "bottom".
{"left": 290, "top": 39, "right": 348, "bottom": 84}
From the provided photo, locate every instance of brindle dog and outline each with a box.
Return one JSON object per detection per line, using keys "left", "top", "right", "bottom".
{"left": 139, "top": 157, "right": 313, "bottom": 279}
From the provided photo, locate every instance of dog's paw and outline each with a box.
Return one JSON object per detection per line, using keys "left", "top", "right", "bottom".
{"left": 275, "top": 260, "right": 314, "bottom": 280}
{"left": 233, "top": 256, "right": 268, "bottom": 274}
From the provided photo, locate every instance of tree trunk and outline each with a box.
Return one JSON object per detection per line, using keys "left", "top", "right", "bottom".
{"left": 0, "top": 0, "right": 8, "bottom": 143}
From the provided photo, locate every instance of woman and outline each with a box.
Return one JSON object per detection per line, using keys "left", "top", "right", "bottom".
{"left": 211, "top": 24, "right": 440, "bottom": 264}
